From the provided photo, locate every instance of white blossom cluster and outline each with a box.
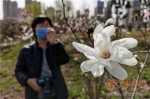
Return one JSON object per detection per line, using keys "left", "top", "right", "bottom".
{"left": 140, "top": 0, "right": 150, "bottom": 25}
{"left": 110, "top": 0, "right": 133, "bottom": 27}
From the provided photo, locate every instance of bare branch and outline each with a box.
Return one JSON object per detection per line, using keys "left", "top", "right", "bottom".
{"left": 135, "top": 16, "right": 149, "bottom": 51}
{"left": 133, "top": 50, "right": 150, "bottom": 54}
{"left": 62, "top": 0, "right": 81, "bottom": 43}
{"left": 78, "top": 29, "right": 94, "bottom": 46}
{"left": 131, "top": 53, "right": 149, "bottom": 99}
{"left": 131, "top": 16, "right": 150, "bottom": 99}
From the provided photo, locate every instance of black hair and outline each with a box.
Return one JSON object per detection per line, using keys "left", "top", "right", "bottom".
{"left": 31, "top": 16, "right": 53, "bottom": 39}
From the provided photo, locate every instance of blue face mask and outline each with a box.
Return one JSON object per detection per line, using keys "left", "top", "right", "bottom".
{"left": 36, "top": 28, "right": 48, "bottom": 40}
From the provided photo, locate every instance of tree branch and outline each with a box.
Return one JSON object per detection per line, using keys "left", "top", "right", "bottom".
{"left": 133, "top": 50, "right": 150, "bottom": 54}
{"left": 79, "top": 29, "right": 94, "bottom": 46}
{"left": 131, "top": 16, "right": 150, "bottom": 99}
{"left": 131, "top": 53, "right": 149, "bottom": 99}
{"left": 62, "top": 0, "right": 81, "bottom": 43}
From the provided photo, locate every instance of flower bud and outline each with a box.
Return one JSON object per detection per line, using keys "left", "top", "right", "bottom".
{"left": 105, "top": 18, "right": 115, "bottom": 27}
{"left": 80, "top": 39, "right": 84, "bottom": 44}
{"left": 81, "top": 72, "right": 85, "bottom": 75}
{"left": 68, "top": 81, "right": 71, "bottom": 84}
{"left": 85, "top": 73, "right": 88, "bottom": 77}
{"left": 82, "top": 88, "right": 85, "bottom": 92}
{"left": 134, "top": 54, "right": 139, "bottom": 61}
{"left": 93, "top": 75, "right": 98, "bottom": 78}
{"left": 134, "top": 14, "right": 138, "bottom": 20}
{"left": 74, "top": 57, "right": 79, "bottom": 61}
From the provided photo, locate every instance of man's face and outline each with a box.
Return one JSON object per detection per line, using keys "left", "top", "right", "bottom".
{"left": 36, "top": 20, "right": 51, "bottom": 30}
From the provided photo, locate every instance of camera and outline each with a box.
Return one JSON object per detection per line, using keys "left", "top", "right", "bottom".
{"left": 37, "top": 77, "right": 52, "bottom": 99}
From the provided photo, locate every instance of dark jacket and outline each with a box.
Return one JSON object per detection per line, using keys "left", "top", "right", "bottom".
{"left": 15, "top": 41, "right": 70, "bottom": 99}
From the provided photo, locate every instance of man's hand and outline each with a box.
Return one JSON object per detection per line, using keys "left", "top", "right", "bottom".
{"left": 27, "top": 78, "right": 42, "bottom": 91}
{"left": 46, "top": 28, "right": 56, "bottom": 45}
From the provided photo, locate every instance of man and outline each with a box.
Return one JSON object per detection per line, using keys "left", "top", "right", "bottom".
{"left": 15, "top": 15, "right": 70, "bottom": 99}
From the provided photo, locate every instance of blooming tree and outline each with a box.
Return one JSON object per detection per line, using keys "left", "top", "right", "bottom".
{"left": 110, "top": 0, "right": 133, "bottom": 28}
{"left": 18, "top": 10, "right": 33, "bottom": 26}
{"left": 140, "top": 0, "right": 150, "bottom": 28}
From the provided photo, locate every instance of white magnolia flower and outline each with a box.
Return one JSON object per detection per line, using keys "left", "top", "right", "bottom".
{"left": 72, "top": 24, "right": 138, "bottom": 80}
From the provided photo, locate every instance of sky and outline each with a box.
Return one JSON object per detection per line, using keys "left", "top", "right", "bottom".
{"left": 0, "top": 0, "right": 107, "bottom": 20}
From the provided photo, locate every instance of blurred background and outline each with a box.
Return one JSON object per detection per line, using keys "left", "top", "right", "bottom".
{"left": 0, "top": 0, "right": 149, "bottom": 45}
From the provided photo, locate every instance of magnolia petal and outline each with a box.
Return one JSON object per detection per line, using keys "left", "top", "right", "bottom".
{"left": 94, "top": 34, "right": 103, "bottom": 48}
{"left": 72, "top": 42, "right": 96, "bottom": 54}
{"left": 99, "top": 59, "right": 112, "bottom": 69}
{"left": 111, "top": 40, "right": 126, "bottom": 49}
{"left": 119, "top": 57, "right": 138, "bottom": 66}
{"left": 105, "top": 61, "right": 127, "bottom": 80}
{"left": 93, "top": 24, "right": 103, "bottom": 39}
{"left": 111, "top": 47, "right": 133, "bottom": 61}
{"left": 95, "top": 33, "right": 111, "bottom": 52}
{"left": 91, "top": 62, "right": 104, "bottom": 71}
{"left": 94, "top": 28, "right": 111, "bottom": 48}
{"left": 91, "top": 65, "right": 105, "bottom": 76}
{"left": 101, "top": 33, "right": 111, "bottom": 44}
{"left": 73, "top": 42, "right": 97, "bottom": 59}
{"left": 84, "top": 52, "right": 97, "bottom": 60}
{"left": 80, "top": 60, "right": 99, "bottom": 72}
{"left": 105, "top": 18, "right": 115, "bottom": 26}
{"left": 112, "top": 38, "right": 138, "bottom": 49}
{"left": 101, "top": 25, "right": 116, "bottom": 37}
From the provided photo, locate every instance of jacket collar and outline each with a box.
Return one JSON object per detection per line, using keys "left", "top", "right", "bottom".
{"left": 35, "top": 40, "right": 51, "bottom": 49}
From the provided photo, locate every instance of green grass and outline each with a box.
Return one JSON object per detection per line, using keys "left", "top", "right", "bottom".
{"left": 69, "top": 57, "right": 81, "bottom": 67}
{"left": 101, "top": 93, "right": 107, "bottom": 98}
{"left": 80, "top": 94, "right": 89, "bottom": 99}
{"left": 0, "top": 88, "right": 5, "bottom": 93}
{"left": 7, "top": 78, "right": 18, "bottom": 84}
{"left": 0, "top": 81, "right": 5, "bottom": 85}
{"left": 15, "top": 87, "right": 23, "bottom": 92}
{"left": 68, "top": 89, "right": 80, "bottom": 99}
{"left": 134, "top": 96, "right": 140, "bottom": 99}
{"left": 111, "top": 95, "right": 118, "bottom": 99}
{"left": 101, "top": 86, "right": 109, "bottom": 92}
{"left": 75, "top": 80, "right": 82, "bottom": 85}
{"left": 1, "top": 60, "right": 12, "bottom": 67}
{"left": 142, "top": 92, "right": 150, "bottom": 98}
{"left": 0, "top": 70, "right": 9, "bottom": 77}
